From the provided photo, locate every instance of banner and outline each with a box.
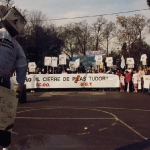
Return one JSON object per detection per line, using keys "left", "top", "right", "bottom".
{"left": 0, "top": 86, "right": 18, "bottom": 130}
{"left": 86, "top": 50, "right": 106, "bottom": 56}
{"left": 10, "top": 74, "right": 119, "bottom": 89}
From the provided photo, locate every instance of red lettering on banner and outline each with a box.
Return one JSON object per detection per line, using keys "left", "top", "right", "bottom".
{"left": 36, "top": 83, "right": 50, "bottom": 87}
{"left": 80, "top": 82, "right": 92, "bottom": 86}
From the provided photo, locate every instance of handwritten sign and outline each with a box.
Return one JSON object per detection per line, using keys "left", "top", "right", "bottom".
{"left": 0, "top": 86, "right": 18, "bottom": 131}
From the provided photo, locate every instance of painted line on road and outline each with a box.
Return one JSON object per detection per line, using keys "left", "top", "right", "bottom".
{"left": 99, "top": 127, "right": 107, "bottom": 132}
{"left": 15, "top": 117, "right": 115, "bottom": 120}
{"left": 16, "top": 106, "right": 149, "bottom": 142}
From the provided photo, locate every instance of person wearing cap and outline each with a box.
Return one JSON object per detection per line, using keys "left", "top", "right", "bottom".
{"left": 0, "top": 5, "right": 27, "bottom": 150}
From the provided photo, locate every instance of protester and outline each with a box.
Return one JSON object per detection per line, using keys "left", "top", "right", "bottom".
{"left": 124, "top": 71, "right": 132, "bottom": 92}
{"left": 132, "top": 69, "right": 139, "bottom": 93}
{"left": 98, "top": 69, "right": 104, "bottom": 74}
{"left": 146, "top": 66, "right": 150, "bottom": 94}
{"left": 119, "top": 73, "right": 125, "bottom": 92}
{"left": 87, "top": 66, "right": 93, "bottom": 73}
{"left": 137, "top": 66, "right": 145, "bottom": 93}
{"left": 62, "top": 68, "right": 67, "bottom": 74}
{"left": 106, "top": 68, "right": 114, "bottom": 74}
{"left": 0, "top": 6, "right": 27, "bottom": 150}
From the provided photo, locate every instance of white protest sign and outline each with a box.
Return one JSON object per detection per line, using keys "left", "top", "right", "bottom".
{"left": 105, "top": 57, "right": 113, "bottom": 67}
{"left": 106, "top": 57, "right": 113, "bottom": 63}
{"left": 143, "top": 75, "right": 150, "bottom": 89}
{"left": 142, "top": 61, "right": 147, "bottom": 66}
{"left": 44, "top": 57, "right": 51, "bottom": 66}
{"left": 28, "top": 62, "right": 36, "bottom": 68}
{"left": 28, "top": 62, "right": 36, "bottom": 72}
{"left": 95, "top": 55, "right": 102, "bottom": 62}
{"left": 69, "top": 61, "right": 76, "bottom": 71}
{"left": 51, "top": 57, "right": 58, "bottom": 67}
{"left": 140, "top": 54, "right": 147, "bottom": 61}
{"left": 59, "top": 54, "right": 66, "bottom": 65}
{"left": 127, "top": 64, "right": 134, "bottom": 68}
{"left": 0, "top": 86, "right": 18, "bottom": 131}
{"left": 126, "top": 58, "right": 134, "bottom": 65}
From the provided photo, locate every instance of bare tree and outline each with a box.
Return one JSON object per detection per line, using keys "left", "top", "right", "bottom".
{"left": 91, "top": 16, "right": 107, "bottom": 50}
{"left": 71, "top": 21, "right": 92, "bottom": 55}
{"left": 116, "top": 14, "right": 146, "bottom": 57}
{"left": 102, "top": 21, "right": 116, "bottom": 56}
{"left": 0, "top": 0, "right": 14, "bottom": 8}
{"left": 59, "top": 23, "right": 80, "bottom": 59}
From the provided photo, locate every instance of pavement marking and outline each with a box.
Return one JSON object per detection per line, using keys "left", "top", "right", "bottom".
{"left": 39, "top": 93, "right": 52, "bottom": 97}
{"left": 12, "top": 131, "right": 18, "bottom": 135}
{"left": 111, "top": 122, "right": 116, "bottom": 126}
{"left": 118, "top": 119, "right": 150, "bottom": 142}
{"left": 16, "top": 106, "right": 149, "bottom": 142}
{"left": 15, "top": 117, "right": 115, "bottom": 120}
{"left": 99, "top": 128, "right": 107, "bottom": 132}
{"left": 88, "top": 108, "right": 150, "bottom": 143}
{"left": 78, "top": 132, "right": 90, "bottom": 135}
{"left": 39, "top": 91, "right": 106, "bottom": 97}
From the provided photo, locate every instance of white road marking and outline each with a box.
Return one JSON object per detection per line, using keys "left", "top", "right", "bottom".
{"left": 12, "top": 131, "right": 18, "bottom": 135}
{"left": 99, "top": 128, "right": 107, "bottom": 132}
{"left": 15, "top": 117, "right": 115, "bottom": 120}
{"left": 16, "top": 106, "right": 150, "bottom": 142}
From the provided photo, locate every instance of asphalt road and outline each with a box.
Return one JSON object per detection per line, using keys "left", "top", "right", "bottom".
{"left": 2, "top": 90, "right": 150, "bottom": 150}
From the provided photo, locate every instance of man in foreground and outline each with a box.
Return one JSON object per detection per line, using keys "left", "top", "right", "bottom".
{"left": 0, "top": 5, "right": 27, "bottom": 150}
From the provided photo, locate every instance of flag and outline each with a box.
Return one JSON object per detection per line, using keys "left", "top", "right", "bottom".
{"left": 121, "top": 55, "right": 125, "bottom": 69}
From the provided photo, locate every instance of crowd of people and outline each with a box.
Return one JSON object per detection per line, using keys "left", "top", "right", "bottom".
{"left": 19, "top": 64, "right": 150, "bottom": 94}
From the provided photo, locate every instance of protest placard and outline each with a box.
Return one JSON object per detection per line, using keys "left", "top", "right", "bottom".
{"left": 0, "top": 86, "right": 18, "bottom": 131}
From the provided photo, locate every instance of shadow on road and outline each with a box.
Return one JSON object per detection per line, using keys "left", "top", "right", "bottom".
{"left": 115, "top": 139, "right": 150, "bottom": 150}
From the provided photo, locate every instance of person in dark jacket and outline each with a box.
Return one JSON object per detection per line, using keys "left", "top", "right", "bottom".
{"left": 0, "top": 5, "right": 27, "bottom": 150}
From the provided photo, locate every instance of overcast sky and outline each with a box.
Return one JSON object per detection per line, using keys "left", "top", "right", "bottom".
{"left": 12, "top": 0, "right": 149, "bottom": 26}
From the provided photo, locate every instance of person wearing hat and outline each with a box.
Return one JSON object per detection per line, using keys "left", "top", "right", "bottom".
{"left": 0, "top": 5, "right": 27, "bottom": 150}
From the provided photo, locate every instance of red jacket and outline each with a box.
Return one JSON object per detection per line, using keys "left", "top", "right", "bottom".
{"left": 125, "top": 73, "right": 131, "bottom": 83}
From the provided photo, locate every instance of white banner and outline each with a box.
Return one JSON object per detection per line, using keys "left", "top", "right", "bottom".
{"left": 0, "top": 86, "right": 18, "bottom": 130}
{"left": 11, "top": 74, "right": 119, "bottom": 89}
{"left": 86, "top": 50, "right": 106, "bottom": 56}
{"left": 143, "top": 75, "right": 150, "bottom": 89}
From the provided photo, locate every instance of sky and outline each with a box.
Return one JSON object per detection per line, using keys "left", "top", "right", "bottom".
{"left": 4, "top": 0, "right": 150, "bottom": 45}
{"left": 12, "top": 0, "right": 149, "bottom": 26}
